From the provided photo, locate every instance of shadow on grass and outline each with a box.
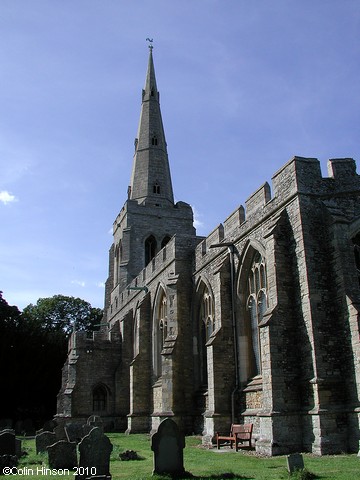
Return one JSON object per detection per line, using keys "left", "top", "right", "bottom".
{"left": 153, "top": 472, "right": 253, "bottom": 480}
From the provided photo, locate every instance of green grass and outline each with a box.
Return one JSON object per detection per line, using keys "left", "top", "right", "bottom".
{"left": 14, "top": 434, "right": 359, "bottom": 480}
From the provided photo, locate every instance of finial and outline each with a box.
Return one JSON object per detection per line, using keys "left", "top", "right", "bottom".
{"left": 146, "top": 37, "right": 154, "bottom": 50}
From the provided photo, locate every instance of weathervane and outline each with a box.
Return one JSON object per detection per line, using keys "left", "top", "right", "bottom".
{"left": 146, "top": 37, "right": 154, "bottom": 50}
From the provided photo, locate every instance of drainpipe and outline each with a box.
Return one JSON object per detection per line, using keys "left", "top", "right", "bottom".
{"left": 210, "top": 242, "right": 239, "bottom": 424}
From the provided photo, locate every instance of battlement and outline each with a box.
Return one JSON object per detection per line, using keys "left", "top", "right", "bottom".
{"left": 327, "top": 158, "right": 357, "bottom": 179}
{"left": 108, "top": 234, "right": 197, "bottom": 316}
{"left": 68, "top": 328, "right": 120, "bottom": 353}
{"left": 196, "top": 156, "right": 359, "bottom": 263}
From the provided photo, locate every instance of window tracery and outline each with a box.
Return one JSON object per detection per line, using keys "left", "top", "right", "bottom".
{"left": 246, "top": 252, "right": 267, "bottom": 376}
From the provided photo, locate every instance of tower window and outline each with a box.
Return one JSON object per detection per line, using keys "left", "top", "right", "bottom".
{"left": 161, "top": 235, "right": 171, "bottom": 249}
{"left": 151, "top": 136, "right": 158, "bottom": 146}
{"left": 145, "top": 235, "right": 157, "bottom": 266}
{"left": 153, "top": 183, "right": 160, "bottom": 194}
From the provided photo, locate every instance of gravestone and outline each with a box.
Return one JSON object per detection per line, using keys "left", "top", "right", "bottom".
{"left": 151, "top": 418, "right": 185, "bottom": 475}
{"left": 36, "top": 431, "right": 56, "bottom": 454}
{"left": 65, "top": 422, "right": 85, "bottom": 443}
{"left": 0, "top": 455, "right": 18, "bottom": 474}
{"left": 47, "top": 440, "right": 77, "bottom": 470}
{"left": 286, "top": 453, "right": 304, "bottom": 473}
{"left": 0, "top": 430, "right": 16, "bottom": 455}
{"left": 77, "top": 427, "right": 113, "bottom": 480}
{"left": 87, "top": 415, "right": 104, "bottom": 433}
{"left": 54, "top": 424, "right": 67, "bottom": 441}
{"left": 0, "top": 420, "right": 12, "bottom": 430}
{"left": 82, "top": 424, "right": 93, "bottom": 437}
{"left": 43, "top": 419, "right": 57, "bottom": 432}
{"left": 15, "top": 438, "right": 22, "bottom": 458}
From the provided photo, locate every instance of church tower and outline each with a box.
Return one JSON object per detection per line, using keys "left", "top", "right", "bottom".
{"left": 104, "top": 45, "right": 195, "bottom": 315}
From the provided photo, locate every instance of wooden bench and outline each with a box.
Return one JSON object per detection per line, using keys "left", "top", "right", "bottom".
{"left": 216, "top": 423, "right": 253, "bottom": 451}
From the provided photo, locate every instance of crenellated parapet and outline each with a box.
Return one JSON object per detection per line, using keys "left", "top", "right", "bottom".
{"left": 108, "top": 233, "right": 199, "bottom": 322}
{"left": 196, "top": 156, "right": 359, "bottom": 265}
{"left": 68, "top": 328, "right": 121, "bottom": 354}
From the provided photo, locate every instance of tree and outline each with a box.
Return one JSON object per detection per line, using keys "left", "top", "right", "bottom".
{"left": 22, "top": 294, "right": 103, "bottom": 334}
{"left": 0, "top": 290, "right": 22, "bottom": 327}
{"left": 0, "top": 292, "right": 103, "bottom": 430}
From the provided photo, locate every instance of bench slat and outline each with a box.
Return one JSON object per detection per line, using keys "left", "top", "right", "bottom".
{"left": 216, "top": 423, "right": 253, "bottom": 451}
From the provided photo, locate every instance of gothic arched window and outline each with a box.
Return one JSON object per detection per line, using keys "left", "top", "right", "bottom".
{"left": 246, "top": 252, "right": 267, "bottom": 376}
{"left": 153, "top": 289, "right": 167, "bottom": 381}
{"left": 161, "top": 235, "right": 171, "bottom": 249}
{"left": 92, "top": 385, "right": 107, "bottom": 413}
{"left": 153, "top": 182, "right": 160, "bottom": 194}
{"left": 151, "top": 136, "right": 158, "bottom": 146}
{"left": 145, "top": 235, "right": 157, "bottom": 266}
{"left": 198, "top": 285, "right": 215, "bottom": 386}
{"left": 201, "top": 291, "right": 215, "bottom": 341}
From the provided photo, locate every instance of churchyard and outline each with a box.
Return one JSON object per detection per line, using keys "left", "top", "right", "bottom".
{"left": 2, "top": 429, "right": 359, "bottom": 479}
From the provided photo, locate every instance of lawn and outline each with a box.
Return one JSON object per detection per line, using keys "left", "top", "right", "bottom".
{"left": 14, "top": 434, "right": 359, "bottom": 480}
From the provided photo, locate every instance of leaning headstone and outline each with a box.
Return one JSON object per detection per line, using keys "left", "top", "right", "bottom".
{"left": 36, "top": 431, "right": 56, "bottom": 454}
{"left": 286, "top": 453, "right": 304, "bottom": 473}
{"left": 47, "top": 440, "right": 77, "bottom": 470}
{"left": 0, "top": 431, "right": 16, "bottom": 456}
{"left": 65, "top": 423, "right": 85, "bottom": 443}
{"left": 77, "top": 427, "right": 113, "bottom": 480}
{"left": 151, "top": 418, "right": 185, "bottom": 475}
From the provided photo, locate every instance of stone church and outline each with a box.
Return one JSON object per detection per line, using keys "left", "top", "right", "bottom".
{"left": 56, "top": 47, "right": 360, "bottom": 455}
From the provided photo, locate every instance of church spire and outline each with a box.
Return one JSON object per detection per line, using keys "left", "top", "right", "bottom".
{"left": 129, "top": 45, "right": 174, "bottom": 206}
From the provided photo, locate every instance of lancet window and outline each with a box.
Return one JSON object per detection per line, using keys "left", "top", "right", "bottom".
{"left": 145, "top": 235, "right": 157, "bottom": 266}
{"left": 246, "top": 252, "right": 267, "bottom": 376}
{"left": 153, "top": 289, "right": 167, "bottom": 380}
{"left": 197, "top": 284, "right": 215, "bottom": 387}
{"left": 200, "top": 291, "right": 215, "bottom": 341}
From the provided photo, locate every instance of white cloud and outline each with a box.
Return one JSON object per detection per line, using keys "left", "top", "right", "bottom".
{"left": 71, "top": 280, "right": 85, "bottom": 287}
{"left": 192, "top": 205, "right": 204, "bottom": 230}
{"left": 0, "top": 190, "right": 18, "bottom": 205}
{"left": 96, "top": 282, "right": 105, "bottom": 288}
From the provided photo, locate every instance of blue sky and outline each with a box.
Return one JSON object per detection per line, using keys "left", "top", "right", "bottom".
{"left": 1, "top": 0, "right": 359, "bottom": 310}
